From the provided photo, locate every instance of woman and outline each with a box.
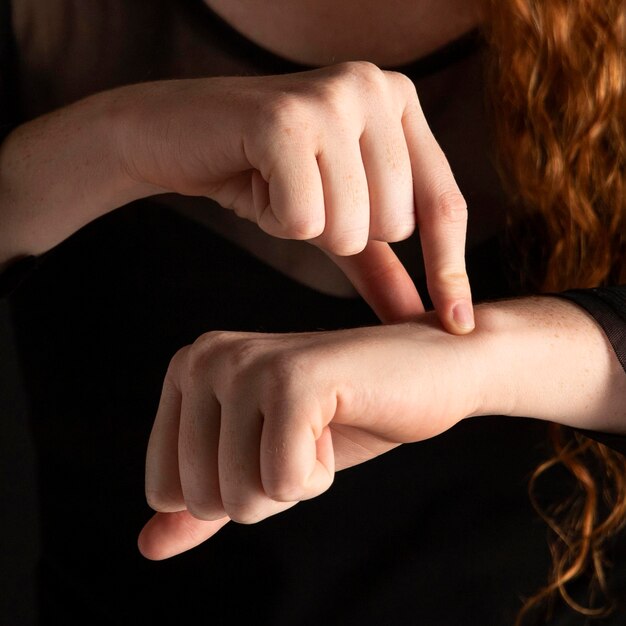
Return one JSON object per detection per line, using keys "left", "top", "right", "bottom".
{"left": 1, "top": 0, "right": 625, "bottom": 623}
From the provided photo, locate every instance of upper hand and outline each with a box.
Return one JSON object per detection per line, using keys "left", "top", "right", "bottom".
{"left": 120, "top": 63, "right": 473, "bottom": 330}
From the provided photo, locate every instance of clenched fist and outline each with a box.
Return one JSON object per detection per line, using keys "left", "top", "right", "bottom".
{"left": 120, "top": 62, "right": 473, "bottom": 330}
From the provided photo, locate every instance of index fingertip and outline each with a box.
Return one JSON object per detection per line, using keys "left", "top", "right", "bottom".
{"left": 448, "top": 301, "right": 475, "bottom": 334}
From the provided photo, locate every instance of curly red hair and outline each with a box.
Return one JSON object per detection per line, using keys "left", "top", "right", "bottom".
{"left": 480, "top": 0, "right": 626, "bottom": 621}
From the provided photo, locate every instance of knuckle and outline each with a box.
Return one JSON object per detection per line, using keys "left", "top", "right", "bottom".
{"left": 316, "top": 61, "right": 384, "bottom": 116}
{"left": 330, "top": 238, "right": 368, "bottom": 257}
{"left": 185, "top": 499, "right": 223, "bottom": 521}
{"left": 295, "top": 220, "right": 326, "bottom": 240}
{"left": 254, "top": 99, "right": 316, "bottom": 160}
{"left": 262, "top": 351, "right": 306, "bottom": 389}
{"left": 166, "top": 344, "right": 191, "bottom": 378}
{"left": 341, "top": 60, "right": 385, "bottom": 86}
{"left": 145, "top": 490, "right": 163, "bottom": 512}
{"left": 186, "top": 331, "right": 235, "bottom": 380}
{"left": 192, "top": 329, "right": 235, "bottom": 352}
{"left": 311, "top": 81, "right": 352, "bottom": 123}
{"left": 388, "top": 70, "right": 419, "bottom": 99}
{"left": 268, "top": 213, "right": 324, "bottom": 241}
{"left": 145, "top": 488, "right": 182, "bottom": 513}
{"left": 429, "top": 267, "right": 470, "bottom": 293}
{"left": 186, "top": 331, "right": 264, "bottom": 383}
{"left": 323, "top": 227, "right": 369, "bottom": 256}
{"left": 259, "top": 93, "right": 310, "bottom": 131}
{"left": 223, "top": 337, "right": 264, "bottom": 375}
{"left": 434, "top": 190, "right": 468, "bottom": 225}
{"left": 264, "top": 483, "right": 299, "bottom": 503}
{"left": 262, "top": 473, "right": 305, "bottom": 503}
{"left": 222, "top": 499, "right": 264, "bottom": 525}
{"left": 259, "top": 349, "right": 317, "bottom": 408}
{"left": 380, "top": 217, "right": 415, "bottom": 243}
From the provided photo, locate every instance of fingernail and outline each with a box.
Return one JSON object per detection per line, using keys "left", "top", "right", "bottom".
{"left": 452, "top": 301, "right": 475, "bottom": 331}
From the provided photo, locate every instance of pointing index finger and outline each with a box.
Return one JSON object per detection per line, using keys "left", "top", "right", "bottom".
{"left": 399, "top": 82, "right": 474, "bottom": 334}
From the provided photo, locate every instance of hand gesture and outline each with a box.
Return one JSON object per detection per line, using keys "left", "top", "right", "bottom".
{"left": 122, "top": 62, "right": 473, "bottom": 330}
{"left": 138, "top": 318, "right": 479, "bottom": 560}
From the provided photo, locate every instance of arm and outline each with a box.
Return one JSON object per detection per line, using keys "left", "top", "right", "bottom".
{"left": 138, "top": 290, "right": 626, "bottom": 559}
{"left": 0, "top": 87, "right": 159, "bottom": 271}
{"left": 0, "top": 65, "right": 475, "bottom": 330}
{"left": 476, "top": 294, "right": 626, "bottom": 431}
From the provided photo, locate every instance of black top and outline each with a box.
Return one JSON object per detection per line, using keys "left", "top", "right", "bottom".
{"left": 2, "top": 2, "right": 626, "bottom": 625}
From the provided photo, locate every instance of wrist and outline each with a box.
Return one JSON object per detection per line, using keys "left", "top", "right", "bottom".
{"left": 99, "top": 84, "right": 168, "bottom": 200}
{"left": 0, "top": 85, "right": 165, "bottom": 265}
{"left": 466, "top": 300, "right": 530, "bottom": 418}
{"left": 468, "top": 296, "right": 626, "bottom": 431}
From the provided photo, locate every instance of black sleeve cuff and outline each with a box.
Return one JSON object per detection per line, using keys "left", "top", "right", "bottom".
{"left": 555, "top": 285, "right": 626, "bottom": 376}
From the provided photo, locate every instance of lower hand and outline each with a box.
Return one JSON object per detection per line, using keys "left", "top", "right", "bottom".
{"left": 138, "top": 296, "right": 626, "bottom": 560}
{"left": 138, "top": 317, "right": 481, "bottom": 560}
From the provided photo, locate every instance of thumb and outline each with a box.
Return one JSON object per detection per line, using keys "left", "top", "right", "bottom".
{"left": 327, "top": 240, "right": 424, "bottom": 324}
{"left": 138, "top": 511, "right": 230, "bottom": 560}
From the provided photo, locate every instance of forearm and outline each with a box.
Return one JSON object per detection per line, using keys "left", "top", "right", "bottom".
{"left": 0, "top": 86, "right": 160, "bottom": 270}
{"left": 473, "top": 295, "right": 626, "bottom": 432}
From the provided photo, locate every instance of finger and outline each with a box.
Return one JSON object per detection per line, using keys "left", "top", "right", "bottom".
{"left": 260, "top": 391, "right": 335, "bottom": 503}
{"left": 213, "top": 170, "right": 256, "bottom": 223}
{"left": 137, "top": 511, "right": 230, "bottom": 561}
{"left": 310, "top": 140, "right": 370, "bottom": 256}
{"left": 218, "top": 401, "right": 299, "bottom": 523}
{"left": 359, "top": 115, "right": 415, "bottom": 243}
{"left": 328, "top": 240, "right": 424, "bottom": 324}
{"left": 257, "top": 150, "right": 326, "bottom": 241}
{"left": 145, "top": 355, "right": 187, "bottom": 513}
{"left": 401, "top": 92, "right": 474, "bottom": 334}
{"left": 178, "top": 388, "right": 224, "bottom": 520}
{"left": 218, "top": 406, "right": 275, "bottom": 523}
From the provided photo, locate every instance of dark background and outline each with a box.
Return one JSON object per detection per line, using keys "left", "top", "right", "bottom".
{"left": 1, "top": 299, "right": 39, "bottom": 626}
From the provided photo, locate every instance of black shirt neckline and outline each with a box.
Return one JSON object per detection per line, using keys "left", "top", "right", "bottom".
{"left": 185, "top": 0, "right": 483, "bottom": 78}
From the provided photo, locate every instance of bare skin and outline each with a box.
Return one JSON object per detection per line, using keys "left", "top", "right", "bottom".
{"left": 204, "top": 0, "right": 481, "bottom": 67}
{"left": 2, "top": 0, "right": 624, "bottom": 566}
